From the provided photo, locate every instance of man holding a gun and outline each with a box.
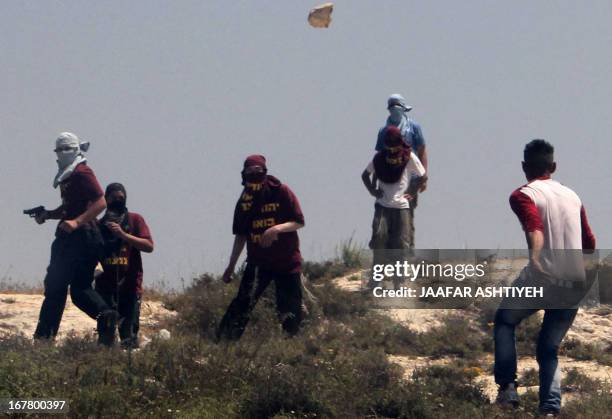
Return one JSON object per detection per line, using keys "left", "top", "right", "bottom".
{"left": 27, "top": 132, "right": 117, "bottom": 345}
{"left": 95, "top": 182, "right": 154, "bottom": 348}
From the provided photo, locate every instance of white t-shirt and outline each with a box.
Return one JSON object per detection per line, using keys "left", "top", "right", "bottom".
{"left": 366, "top": 152, "right": 426, "bottom": 209}
{"left": 517, "top": 179, "right": 585, "bottom": 283}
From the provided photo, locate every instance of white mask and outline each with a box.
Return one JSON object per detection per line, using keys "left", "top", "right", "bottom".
{"left": 53, "top": 132, "right": 89, "bottom": 188}
{"left": 56, "top": 147, "right": 79, "bottom": 169}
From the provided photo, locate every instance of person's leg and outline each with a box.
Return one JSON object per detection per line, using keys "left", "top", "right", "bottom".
{"left": 34, "top": 239, "right": 70, "bottom": 339}
{"left": 94, "top": 285, "right": 116, "bottom": 310}
{"left": 70, "top": 255, "right": 111, "bottom": 320}
{"left": 385, "top": 208, "right": 412, "bottom": 288}
{"left": 494, "top": 308, "right": 538, "bottom": 386}
{"left": 217, "top": 265, "right": 271, "bottom": 341}
{"left": 68, "top": 231, "right": 116, "bottom": 345}
{"left": 117, "top": 292, "right": 140, "bottom": 348}
{"left": 407, "top": 179, "right": 419, "bottom": 250}
{"left": 369, "top": 204, "right": 390, "bottom": 288}
{"left": 396, "top": 208, "right": 413, "bottom": 251}
{"left": 537, "top": 309, "right": 578, "bottom": 413}
{"left": 274, "top": 272, "right": 303, "bottom": 336}
{"left": 132, "top": 294, "right": 141, "bottom": 340}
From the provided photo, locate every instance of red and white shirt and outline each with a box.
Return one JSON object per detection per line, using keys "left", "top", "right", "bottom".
{"left": 509, "top": 177, "right": 595, "bottom": 250}
{"left": 509, "top": 177, "right": 596, "bottom": 282}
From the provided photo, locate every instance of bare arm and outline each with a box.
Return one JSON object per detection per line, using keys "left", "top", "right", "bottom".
{"left": 526, "top": 230, "right": 546, "bottom": 273}
{"left": 222, "top": 235, "right": 247, "bottom": 283}
{"left": 58, "top": 196, "right": 107, "bottom": 233}
{"left": 228, "top": 235, "right": 247, "bottom": 268}
{"left": 75, "top": 196, "right": 106, "bottom": 226}
{"left": 106, "top": 221, "right": 155, "bottom": 253}
{"left": 121, "top": 232, "right": 154, "bottom": 253}
{"left": 272, "top": 221, "right": 303, "bottom": 234}
{"left": 416, "top": 145, "right": 428, "bottom": 172}
{"left": 260, "top": 221, "right": 304, "bottom": 248}
{"left": 416, "top": 145, "right": 428, "bottom": 192}
{"left": 361, "top": 169, "right": 381, "bottom": 198}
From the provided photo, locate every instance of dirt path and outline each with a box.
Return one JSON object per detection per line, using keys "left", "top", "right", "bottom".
{"left": 0, "top": 293, "right": 176, "bottom": 340}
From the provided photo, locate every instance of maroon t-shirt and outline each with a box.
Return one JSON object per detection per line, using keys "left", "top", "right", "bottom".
{"left": 232, "top": 176, "right": 304, "bottom": 273}
{"left": 97, "top": 212, "right": 153, "bottom": 296}
{"left": 59, "top": 163, "right": 104, "bottom": 221}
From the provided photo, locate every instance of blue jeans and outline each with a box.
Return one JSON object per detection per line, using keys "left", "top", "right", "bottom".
{"left": 494, "top": 308, "right": 577, "bottom": 412}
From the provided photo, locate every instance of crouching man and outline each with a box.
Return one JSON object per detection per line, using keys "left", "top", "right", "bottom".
{"left": 217, "top": 155, "right": 305, "bottom": 340}
{"left": 96, "top": 183, "right": 154, "bottom": 348}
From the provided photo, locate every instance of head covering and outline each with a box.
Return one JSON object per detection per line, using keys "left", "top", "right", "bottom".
{"left": 387, "top": 93, "right": 413, "bottom": 112}
{"left": 383, "top": 126, "right": 403, "bottom": 147}
{"left": 384, "top": 94, "right": 414, "bottom": 150}
{"left": 244, "top": 154, "right": 267, "bottom": 170}
{"left": 242, "top": 155, "right": 268, "bottom": 187}
{"left": 100, "top": 182, "right": 129, "bottom": 256}
{"left": 373, "top": 126, "right": 411, "bottom": 183}
{"left": 105, "top": 182, "right": 127, "bottom": 199}
{"left": 53, "top": 132, "right": 90, "bottom": 188}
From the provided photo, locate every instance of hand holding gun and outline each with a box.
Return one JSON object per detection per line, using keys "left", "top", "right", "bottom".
{"left": 23, "top": 206, "right": 48, "bottom": 224}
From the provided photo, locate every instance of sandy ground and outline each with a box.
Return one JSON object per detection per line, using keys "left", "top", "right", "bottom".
{"left": 389, "top": 353, "right": 612, "bottom": 403}
{"left": 0, "top": 293, "right": 176, "bottom": 341}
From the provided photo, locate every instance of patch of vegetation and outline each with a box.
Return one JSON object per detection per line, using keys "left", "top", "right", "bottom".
{"left": 560, "top": 338, "right": 612, "bottom": 366}
{"left": 302, "top": 237, "right": 365, "bottom": 281}
{"left": 0, "top": 276, "right": 42, "bottom": 294}
{"left": 519, "top": 367, "right": 539, "bottom": 387}
{"left": 411, "top": 316, "right": 489, "bottom": 360}
{"left": 560, "top": 382, "right": 612, "bottom": 419}
{"left": 1, "top": 253, "right": 610, "bottom": 418}
{"left": 562, "top": 368, "right": 602, "bottom": 394}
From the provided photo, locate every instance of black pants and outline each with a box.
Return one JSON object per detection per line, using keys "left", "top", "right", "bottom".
{"left": 96, "top": 288, "right": 141, "bottom": 347}
{"left": 34, "top": 229, "right": 110, "bottom": 339}
{"left": 217, "top": 265, "right": 303, "bottom": 341}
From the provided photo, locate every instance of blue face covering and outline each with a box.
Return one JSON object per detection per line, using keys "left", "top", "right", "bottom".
{"left": 389, "top": 106, "right": 405, "bottom": 124}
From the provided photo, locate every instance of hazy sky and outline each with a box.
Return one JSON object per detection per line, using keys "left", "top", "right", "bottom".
{"left": 1, "top": 1, "right": 611, "bottom": 287}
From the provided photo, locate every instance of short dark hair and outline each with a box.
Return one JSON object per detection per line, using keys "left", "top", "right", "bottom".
{"left": 523, "top": 139, "right": 554, "bottom": 176}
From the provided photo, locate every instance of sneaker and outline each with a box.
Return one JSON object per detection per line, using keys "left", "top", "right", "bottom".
{"left": 539, "top": 409, "right": 559, "bottom": 417}
{"left": 97, "top": 309, "right": 119, "bottom": 346}
{"left": 496, "top": 383, "right": 519, "bottom": 408}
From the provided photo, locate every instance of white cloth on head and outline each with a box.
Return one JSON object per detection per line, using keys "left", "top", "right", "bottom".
{"left": 53, "top": 132, "right": 89, "bottom": 188}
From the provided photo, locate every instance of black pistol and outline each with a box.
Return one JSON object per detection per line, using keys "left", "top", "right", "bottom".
{"left": 23, "top": 206, "right": 46, "bottom": 218}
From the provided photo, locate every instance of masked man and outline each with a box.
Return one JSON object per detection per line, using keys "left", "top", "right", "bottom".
{"left": 95, "top": 183, "right": 154, "bottom": 348}
{"left": 375, "top": 94, "right": 428, "bottom": 247}
{"left": 32, "top": 132, "right": 117, "bottom": 345}
{"left": 217, "top": 155, "right": 305, "bottom": 340}
{"left": 363, "top": 126, "right": 426, "bottom": 286}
